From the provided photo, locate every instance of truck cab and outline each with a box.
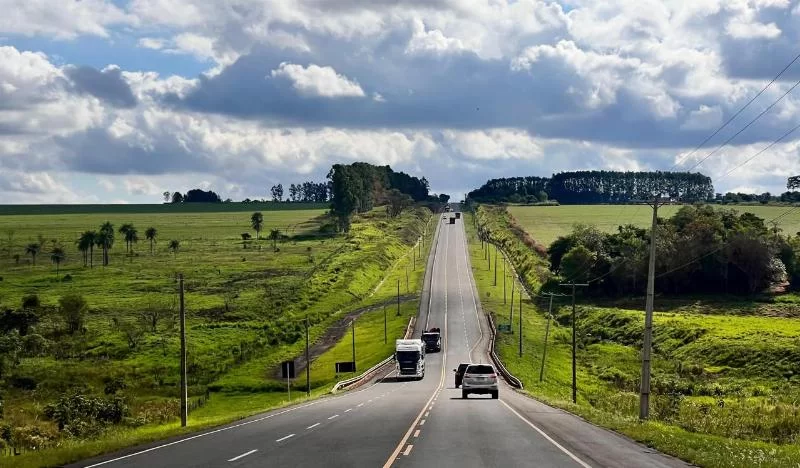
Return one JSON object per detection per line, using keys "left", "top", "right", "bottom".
{"left": 395, "top": 339, "right": 425, "bottom": 380}
{"left": 421, "top": 328, "right": 441, "bottom": 352}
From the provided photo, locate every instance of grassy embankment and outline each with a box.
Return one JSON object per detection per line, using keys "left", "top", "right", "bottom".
{"left": 466, "top": 206, "right": 800, "bottom": 468}
{"left": 2, "top": 205, "right": 435, "bottom": 467}
{"left": 508, "top": 204, "right": 800, "bottom": 247}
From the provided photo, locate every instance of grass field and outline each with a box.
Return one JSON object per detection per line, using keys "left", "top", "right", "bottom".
{"left": 1, "top": 205, "right": 435, "bottom": 466}
{"left": 508, "top": 204, "right": 800, "bottom": 247}
{"left": 0, "top": 202, "right": 327, "bottom": 216}
{"left": 465, "top": 212, "right": 800, "bottom": 467}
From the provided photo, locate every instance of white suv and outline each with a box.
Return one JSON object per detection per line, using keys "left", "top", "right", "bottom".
{"left": 461, "top": 363, "right": 499, "bottom": 399}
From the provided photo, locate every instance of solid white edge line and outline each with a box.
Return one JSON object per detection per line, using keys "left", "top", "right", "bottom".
{"left": 227, "top": 449, "right": 257, "bottom": 462}
{"left": 499, "top": 400, "right": 592, "bottom": 468}
{"left": 275, "top": 434, "right": 295, "bottom": 443}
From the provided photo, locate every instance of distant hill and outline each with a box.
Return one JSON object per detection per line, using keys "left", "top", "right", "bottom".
{"left": 0, "top": 202, "right": 328, "bottom": 216}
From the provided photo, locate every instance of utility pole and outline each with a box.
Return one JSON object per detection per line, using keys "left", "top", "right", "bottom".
{"left": 494, "top": 245, "right": 498, "bottom": 286}
{"left": 351, "top": 319, "right": 356, "bottom": 372}
{"left": 509, "top": 279, "right": 515, "bottom": 326}
{"left": 487, "top": 241, "right": 491, "bottom": 270}
{"left": 518, "top": 293, "right": 523, "bottom": 357}
{"left": 384, "top": 305, "right": 387, "bottom": 344}
{"left": 406, "top": 266, "right": 409, "bottom": 293}
{"left": 539, "top": 293, "right": 554, "bottom": 382}
{"left": 178, "top": 273, "right": 187, "bottom": 427}
{"left": 503, "top": 259, "right": 507, "bottom": 304}
{"left": 397, "top": 280, "right": 401, "bottom": 316}
{"left": 305, "top": 317, "right": 310, "bottom": 397}
{"left": 560, "top": 281, "right": 588, "bottom": 404}
{"left": 640, "top": 195, "right": 665, "bottom": 420}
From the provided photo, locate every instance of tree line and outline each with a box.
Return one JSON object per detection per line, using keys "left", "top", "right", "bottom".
{"left": 328, "top": 162, "right": 433, "bottom": 231}
{"left": 712, "top": 191, "right": 800, "bottom": 204}
{"left": 163, "top": 181, "right": 332, "bottom": 205}
{"left": 548, "top": 205, "right": 800, "bottom": 296}
{"left": 467, "top": 171, "right": 714, "bottom": 204}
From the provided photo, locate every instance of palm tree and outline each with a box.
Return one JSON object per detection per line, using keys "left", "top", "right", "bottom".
{"left": 251, "top": 212, "right": 264, "bottom": 240}
{"left": 269, "top": 229, "right": 281, "bottom": 250}
{"left": 145, "top": 227, "right": 157, "bottom": 254}
{"left": 76, "top": 231, "right": 96, "bottom": 267}
{"left": 25, "top": 242, "right": 40, "bottom": 266}
{"left": 50, "top": 246, "right": 65, "bottom": 276}
{"left": 168, "top": 239, "right": 180, "bottom": 257}
{"left": 119, "top": 224, "right": 133, "bottom": 253}
{"left": 98, "top": 222, "right": 115, "bottom": 266}
{"left": 125, "top": 226, "right": 139, "bottom": 255}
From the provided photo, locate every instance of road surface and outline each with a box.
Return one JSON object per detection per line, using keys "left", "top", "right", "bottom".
{"left": 73, "top": 209, "right": 688, "bottom": 468}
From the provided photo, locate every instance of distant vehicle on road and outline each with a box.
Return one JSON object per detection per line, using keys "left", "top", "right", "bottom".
{"left": 421, "top": 328, "right": 441, "bottom": 352}
{"left": 461, "top": 363, "right": 499, "bottom": 399}
{"left": 395, "top": 339, "right": 425, "bottom": 379}
{"left": 453, "top": 362, "right": 471, "bottom": 388}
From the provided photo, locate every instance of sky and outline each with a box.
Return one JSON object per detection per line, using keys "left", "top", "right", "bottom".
{"left": 1, "top": 0, "right": 800, "bottom": 204}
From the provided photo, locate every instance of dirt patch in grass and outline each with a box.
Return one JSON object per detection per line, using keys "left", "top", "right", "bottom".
{"left": 274, "top": 294, "right": 417, "bottom": 378}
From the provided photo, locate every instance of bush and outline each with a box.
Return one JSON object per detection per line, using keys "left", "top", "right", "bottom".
{"left": 59, "top": 294, "right": 88, "bottom": 334}
{"left": 44, "top": 392, "right": 129, "bottom": 437}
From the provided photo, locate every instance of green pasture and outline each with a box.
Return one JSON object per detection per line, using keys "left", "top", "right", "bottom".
{"left": 508, "top": 205, "right": 800, "bottom": 247}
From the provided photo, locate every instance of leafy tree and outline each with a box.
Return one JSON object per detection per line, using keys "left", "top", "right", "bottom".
{"left": 163, "top": 191, "right": 171, "bottom": 202}
{"left": 50, "top": 246, "right": 65, "bottom": 276}
{"left": 25, "top": 243, "right": 40, "bottom": 266}
{"left": 145, "top": 227, "right": 157, "bottom": 254}
{"left": 788, "top": 175, "right": 800, "bottom": 190}
{"left": 184, "top": 189, "right": 222, "bottom": 203}
{"left": 250, "top": 212, "right": 264, "bottom": 239}
{"left": 387, "top": 189, "right": 413, "bottom": 217}
{"left": 0, "top": 308, "right": 38, "bottom": 336}
{"left": 560, "top": 245, "right": 595, "bottom": 282}
{"left": 125, "top": 226, "right": 139, "bottom": 254}
{"left": 171, "top": 191, "right": 184, "bottom": 203}
{"left": 0, "top": 331, "right": 22, "bottom": 378}
{"left": 269, "top": 229, "right": 281, "bottom": 250}
{"left": 438, "top": 193, "right": 450, "bottom": 203}
{"left": 59, "top": 294, "right": 88, "bottom": 334}
{"left": 21, "top": 294, "right": 40, "bottom": 310}
{"left": 168, "top": 240, "right": 180, "bottom": 257}
{"left": 270, "top": 184, "right": 284, "bottom": 202}
{"left": 77, "top": 230, "right": 96, "bottom": 267}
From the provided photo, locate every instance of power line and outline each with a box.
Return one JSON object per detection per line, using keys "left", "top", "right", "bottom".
{"left": 670, "top": 50, "right": 800, "bottom": 171}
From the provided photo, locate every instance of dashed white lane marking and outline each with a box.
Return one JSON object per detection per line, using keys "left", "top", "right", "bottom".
{"left": 328, "top": 414, "right": 339, "bottom": 420}
{"left": 227, "top": 449, "right": 257, "bottom": 462}
{"left": 275, "top": 434, "right": 295, "bottom": 443}
{"left": 413, "top": 430, "right": 421, "bottom": 438}
{"left": 357, "top": 403, "right": 364, "bottom": 407}
{"left": 425, "top": 411, "right": 430, "bottom": 417}
{"left": 419, "top": 419, "right": 426, "bottom": 426}
{"left": 403, "top": 445, "right": 414, "bottom": 456}
{"left": 306, "top": 423, "right": 320, "bottom": 430}
{"left": 345, "top": 408, "right": 353, "bottom": 413}
{"left": 500, "top": 400, "right": 592, "bottom": 468}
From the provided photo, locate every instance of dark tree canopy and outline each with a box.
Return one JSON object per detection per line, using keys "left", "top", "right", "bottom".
{"left": 327, "top": 162, "right": 430, "bottom": 231}
{"left": 468, "top": 171, "right": 714, "bottom": 204}
{"left": 183, "top": 189, "right": 222, "bottom": 203}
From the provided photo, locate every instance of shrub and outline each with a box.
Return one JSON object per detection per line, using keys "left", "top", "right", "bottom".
{"left": 44, "top": 392, "right": 129, "bottom": 437}
{"left": 58, "top": 294, "right": 88, "bottom": 334}
{"left": 10, "top": 376, "right": 37, "bottom": 390}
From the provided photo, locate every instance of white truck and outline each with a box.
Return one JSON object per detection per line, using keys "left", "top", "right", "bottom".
{"left": 395, "top": 339, "right": 425, "bottom": 379}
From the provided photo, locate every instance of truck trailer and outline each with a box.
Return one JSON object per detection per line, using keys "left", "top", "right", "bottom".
{"left": 395, "top": 339, "right": 425, "bottom": 379}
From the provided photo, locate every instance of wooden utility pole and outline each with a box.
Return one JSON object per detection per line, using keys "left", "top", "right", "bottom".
{"left": 539, "top": 293, "right": 555, "bottom": 382}
{"left": 518, "top": 293, "right": 523, "bottom": 357}
{"left": 351, "top": 319, "right": 356, "bottom": 372}
{"left": 179, "top": 273, "right": 187, "bottom": 427}
{"left": 305, "top": 317, "right": 310, "bottom": 397}
{"left": 494, "top": 245, "right": 498, "bottom": 286}
{"left": 397, "top": 280, "right": 401, "bottom": 316}
{"left": 509, "top": 279, "right": 515, "bottom": 326}
{"left": 640, "top": 195, "right": 665, "bottom": 420}
{"left": 560, "top": 281, "right": 588, "bottom": 404}
{"left": 503, "top": 258, "right": 507, "bottom": 304}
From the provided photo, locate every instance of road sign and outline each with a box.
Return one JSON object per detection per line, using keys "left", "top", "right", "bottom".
{"left": 281, "top": 360, "right": 295, "bottom": 379}
{"left": 497, "top": 324, "right": 512, "bottom": 333}
{"left": 336, "top": 361, "right": 356, "bottom": 373}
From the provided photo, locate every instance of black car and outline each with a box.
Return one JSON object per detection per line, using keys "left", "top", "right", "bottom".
{"left": 453, "top": 362, "right": 471, "bottom": 388}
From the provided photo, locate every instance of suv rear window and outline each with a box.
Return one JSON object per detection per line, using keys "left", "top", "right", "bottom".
{"left": 466, "top": 364, "right": 494, "bottom": 374}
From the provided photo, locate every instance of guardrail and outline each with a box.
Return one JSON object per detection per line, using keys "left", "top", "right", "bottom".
{"left": 330, "top": 316, "right": 416, "bottom": 393}
{"left": 487, "top": 311, "right": 524, "bottom": 389}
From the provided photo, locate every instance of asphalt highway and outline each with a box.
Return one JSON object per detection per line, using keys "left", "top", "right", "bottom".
{"left": 73, "top": 209, "right": 689, "bottom": 468}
